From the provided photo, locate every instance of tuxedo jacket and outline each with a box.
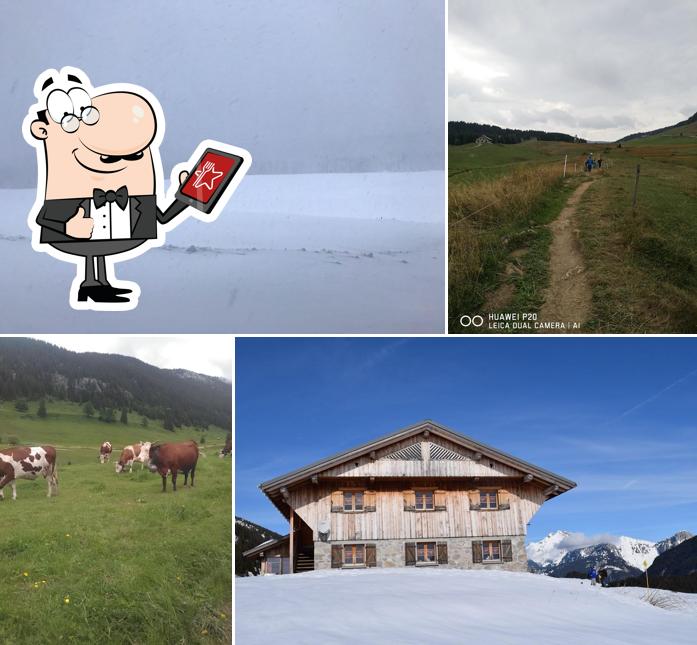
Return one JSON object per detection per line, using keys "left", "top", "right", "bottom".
{"left": 36, "top": 195, "right": 186, "bottom": 244}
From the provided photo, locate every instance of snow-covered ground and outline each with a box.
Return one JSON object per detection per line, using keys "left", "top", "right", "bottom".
{"left": 235, "top": 568, "right": 697, "bottom": 645}
{"left": 0, "top": 171, "right": 443, "bottom": 332}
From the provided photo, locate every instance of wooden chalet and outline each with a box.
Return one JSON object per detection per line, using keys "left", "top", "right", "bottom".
{"left": 243, "top": 420, "right": 575, "bottom": 574}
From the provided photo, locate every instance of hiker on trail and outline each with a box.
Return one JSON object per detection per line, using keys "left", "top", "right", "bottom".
{"left": 598, "top": 158, "right": 603, "bottom": 169}
{"left": 588, "top": 566, "right": 598, "bottom": 585}
{"left": 585, "top": 155, "right": 593, "bottom": 172}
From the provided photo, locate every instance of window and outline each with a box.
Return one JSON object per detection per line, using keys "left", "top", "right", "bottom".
{"left": 416, "top": 542, "right": 436, "bottom": 563}
{"left": 415, "top": 490, "right": 434, "bottom": 510}
{"left": 343, "top": 544, "right": 365, "bottom": 565}
{"left": 343, "top": 491, "right": 364, "bottom": 512}
{"left": 480, "top": 491, "right": 498, "bottom": 509}
{"left": 482, "top": 540, "right": 501, "bottom": 561}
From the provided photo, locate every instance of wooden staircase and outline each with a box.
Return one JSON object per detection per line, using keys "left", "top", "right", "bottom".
{"left": 295, "top": 548, "right": 315, "bottom": 572}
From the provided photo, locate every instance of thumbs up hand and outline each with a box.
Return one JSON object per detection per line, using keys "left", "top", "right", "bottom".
{"left": 65, "top": 206, "right": 94, "bottom": 239}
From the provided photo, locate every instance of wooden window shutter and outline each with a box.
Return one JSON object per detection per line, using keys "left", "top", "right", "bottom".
{"left": 364, "top": 490, "right": 376, "bottom": 512}
{"left": 434, "top": 490, "right": 446, "bottom": 511}
{"left": 437, "top": 542, "right": 448, "bottom": 565}
{"left": 498, "top": 489, "right": 511, "bottom": 510}
{"left": 366, "top": 544, "right": 377, "bottom": 567}
{"left": 468, "top": 490, "right": 481, "bottom": 511}
{"left": 405, "top": 542, "right": 416, "bottom": 566}
{"left": 501, "top": 539, "right": 513, "bottom": 562}
{"left": 331, "top": 545, "right": 343, "bottom": 568}
{"left": 330, "top": 491, "right": 344, "bottom": 513}
{"left": 403, "top": 490, "right": 416, "bottom": 512}
{"left": 472, "top": 540, "right": 483, "bottom": 564}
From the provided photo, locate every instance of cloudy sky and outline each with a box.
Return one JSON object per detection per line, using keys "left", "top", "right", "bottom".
{"left": 449, "top": 0, "right": 697, "bottom": 141}
{"left": 31, "top": 335, "right": 233, "bottom": 381}
{"left": 3, "top": 0, "right": 443, "bottom": 186}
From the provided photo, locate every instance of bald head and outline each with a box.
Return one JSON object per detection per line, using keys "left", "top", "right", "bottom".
{"left": 31, "top": 90, "right": 159, "bottom": 199}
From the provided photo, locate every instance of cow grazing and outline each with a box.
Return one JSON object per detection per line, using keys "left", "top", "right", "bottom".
{"left": 148, "top": 440, "right": 199, "bottom": 492}
{"left": 115, "top": 441, "right": 151, "bottom": 473}
{"left": 219, "top": 433, "right": 232, "bottom": 458}
{"left": 0, "top": 445, "right": 58, "bottom": 500}
{"left": 99, "top": 441, "right": 112, "bottom": 464}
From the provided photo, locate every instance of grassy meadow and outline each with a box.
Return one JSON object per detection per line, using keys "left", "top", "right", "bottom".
{"left": 448, "top": 132, "right": 697, "bottom": 333}
{"left": 0, "top": 400, "right": 232, "bottom": 644}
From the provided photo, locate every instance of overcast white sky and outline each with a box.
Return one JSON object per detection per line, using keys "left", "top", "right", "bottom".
{"left": 449, "top": 0, "right": 697, "bottom": 141}
{"left": 30, "top": 335, "right": 233, "bottom": 381}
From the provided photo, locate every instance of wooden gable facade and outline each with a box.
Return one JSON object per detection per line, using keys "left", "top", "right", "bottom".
{"left": 246, "top": 421, "right": 575, "bottom": 574}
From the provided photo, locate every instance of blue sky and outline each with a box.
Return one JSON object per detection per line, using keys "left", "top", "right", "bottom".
{"left": 236, "top": 338, "right": 697, "bottom": 544}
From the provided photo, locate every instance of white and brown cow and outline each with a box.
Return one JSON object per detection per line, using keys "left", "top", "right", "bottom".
{"left": 0, "top": 445, "right": 58, "bottom": 500}
{"left": 99, "top": 441, "right": 112, "bottom": 464}
{"left": 115, "top": 441, "right": 151, "bottom": 473}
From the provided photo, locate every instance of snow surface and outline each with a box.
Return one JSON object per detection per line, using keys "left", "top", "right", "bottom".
{"left": 235, "top": 568, "right": 697, "bottom": 645}
{"left": 0, "top": 171, "right": 443, "bottom": 332}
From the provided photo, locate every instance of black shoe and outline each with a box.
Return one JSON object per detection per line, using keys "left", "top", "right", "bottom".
{"left": 77, "top": 286, "right": 131, "bottom": 303}
{"left": 99, "top": 283, "right": 132, "bottom": 295}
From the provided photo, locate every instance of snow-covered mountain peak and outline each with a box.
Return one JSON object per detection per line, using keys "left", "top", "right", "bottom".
{"left": 525, "top": 530, "right": 572, "bottom": 565}
{"left": 613, "top": 536, "right": 658, "bottom": 570}
{"left": 527, "top": 530, "right": 693, "bottom": 578}
{"left": 656, "top": 531, "right": 694, "bottom": 554}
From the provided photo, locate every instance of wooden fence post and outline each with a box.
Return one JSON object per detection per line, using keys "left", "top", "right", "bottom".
{"left": 632, "top": 164, "right": 640, "bottom": 209}
{"left": 563, "top": 154, "right": 567, "bottom": 177}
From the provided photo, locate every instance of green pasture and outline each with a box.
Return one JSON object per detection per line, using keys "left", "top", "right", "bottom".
{"left": 0, "top": 400, "right": 232, "bottom": 644}
{"left": 448, "top": 133, "right": 697, "bottom": 333}
{"left": 448, "top": 140, "right": 612, "bottom": 185}
{"left": 577, "top": 154, "right": 697, "bottom": 332}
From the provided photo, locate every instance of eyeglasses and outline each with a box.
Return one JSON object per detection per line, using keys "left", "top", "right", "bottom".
{"left": 60, "top": 106, "right": 100, "bottom": 133}
{"left": 47, "top": 87, "right": 101, "bottom": 133}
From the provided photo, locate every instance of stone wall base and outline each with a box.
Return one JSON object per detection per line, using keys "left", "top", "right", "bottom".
{"left": 314, "top": 536, "right": 527, "bottom": 572}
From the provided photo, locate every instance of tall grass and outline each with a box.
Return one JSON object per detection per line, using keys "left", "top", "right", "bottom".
{"left": 449, "top": 164, "right": 567, "bottom": 325}
{"left": 576, "top": 157, "right": 697, "bottom": 332}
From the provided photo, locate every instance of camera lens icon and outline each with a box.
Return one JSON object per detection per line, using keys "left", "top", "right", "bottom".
{"left": 459, "top": 315, "right": 484, "bottom": 328}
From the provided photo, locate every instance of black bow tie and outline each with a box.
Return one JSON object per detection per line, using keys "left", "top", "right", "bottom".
{"left": 93, "top": 186, "right": 129, "bottom": 209}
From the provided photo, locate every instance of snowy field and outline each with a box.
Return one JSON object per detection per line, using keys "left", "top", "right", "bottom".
{"left": 235, "top": 568, "right": 697, "bottom": 645}
{"left": 0, "top": 171, "right": 443, "bottom": 333}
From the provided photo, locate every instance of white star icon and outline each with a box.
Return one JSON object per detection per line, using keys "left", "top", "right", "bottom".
{"left": 192, "top": 160, "right": 224, "bottom": 191}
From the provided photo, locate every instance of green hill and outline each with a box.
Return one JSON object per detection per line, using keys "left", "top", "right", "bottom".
{"left": 0, "top": 337, "right": 231, "bottom": 431}
{"left": 618, "top": 111, "right": 697, "bottom": 144}
{"left": 0, "top": 399, "right": 227, "bottom": 463}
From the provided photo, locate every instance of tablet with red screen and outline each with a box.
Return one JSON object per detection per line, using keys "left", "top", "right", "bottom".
{"left": 175, "top": 148, "right": 246, "bottom": 214}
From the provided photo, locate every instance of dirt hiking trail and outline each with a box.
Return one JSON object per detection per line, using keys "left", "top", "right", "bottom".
{"left": 539, "top": 180, "right": 594, "bottom": 331}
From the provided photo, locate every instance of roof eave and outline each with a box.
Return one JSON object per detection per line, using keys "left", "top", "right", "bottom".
{"left": 242, "top": 534, "right": 290, "bottom": 559}
{"left": 259, "top": 420, "right": 576, "bottom": 497}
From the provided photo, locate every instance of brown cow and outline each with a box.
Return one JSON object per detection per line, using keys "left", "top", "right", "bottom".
{"left": 0, "top": 445, "right": 58, "bottom": 500}
{"left": 148, "top": 440, "right": 198, "bottom": 492}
